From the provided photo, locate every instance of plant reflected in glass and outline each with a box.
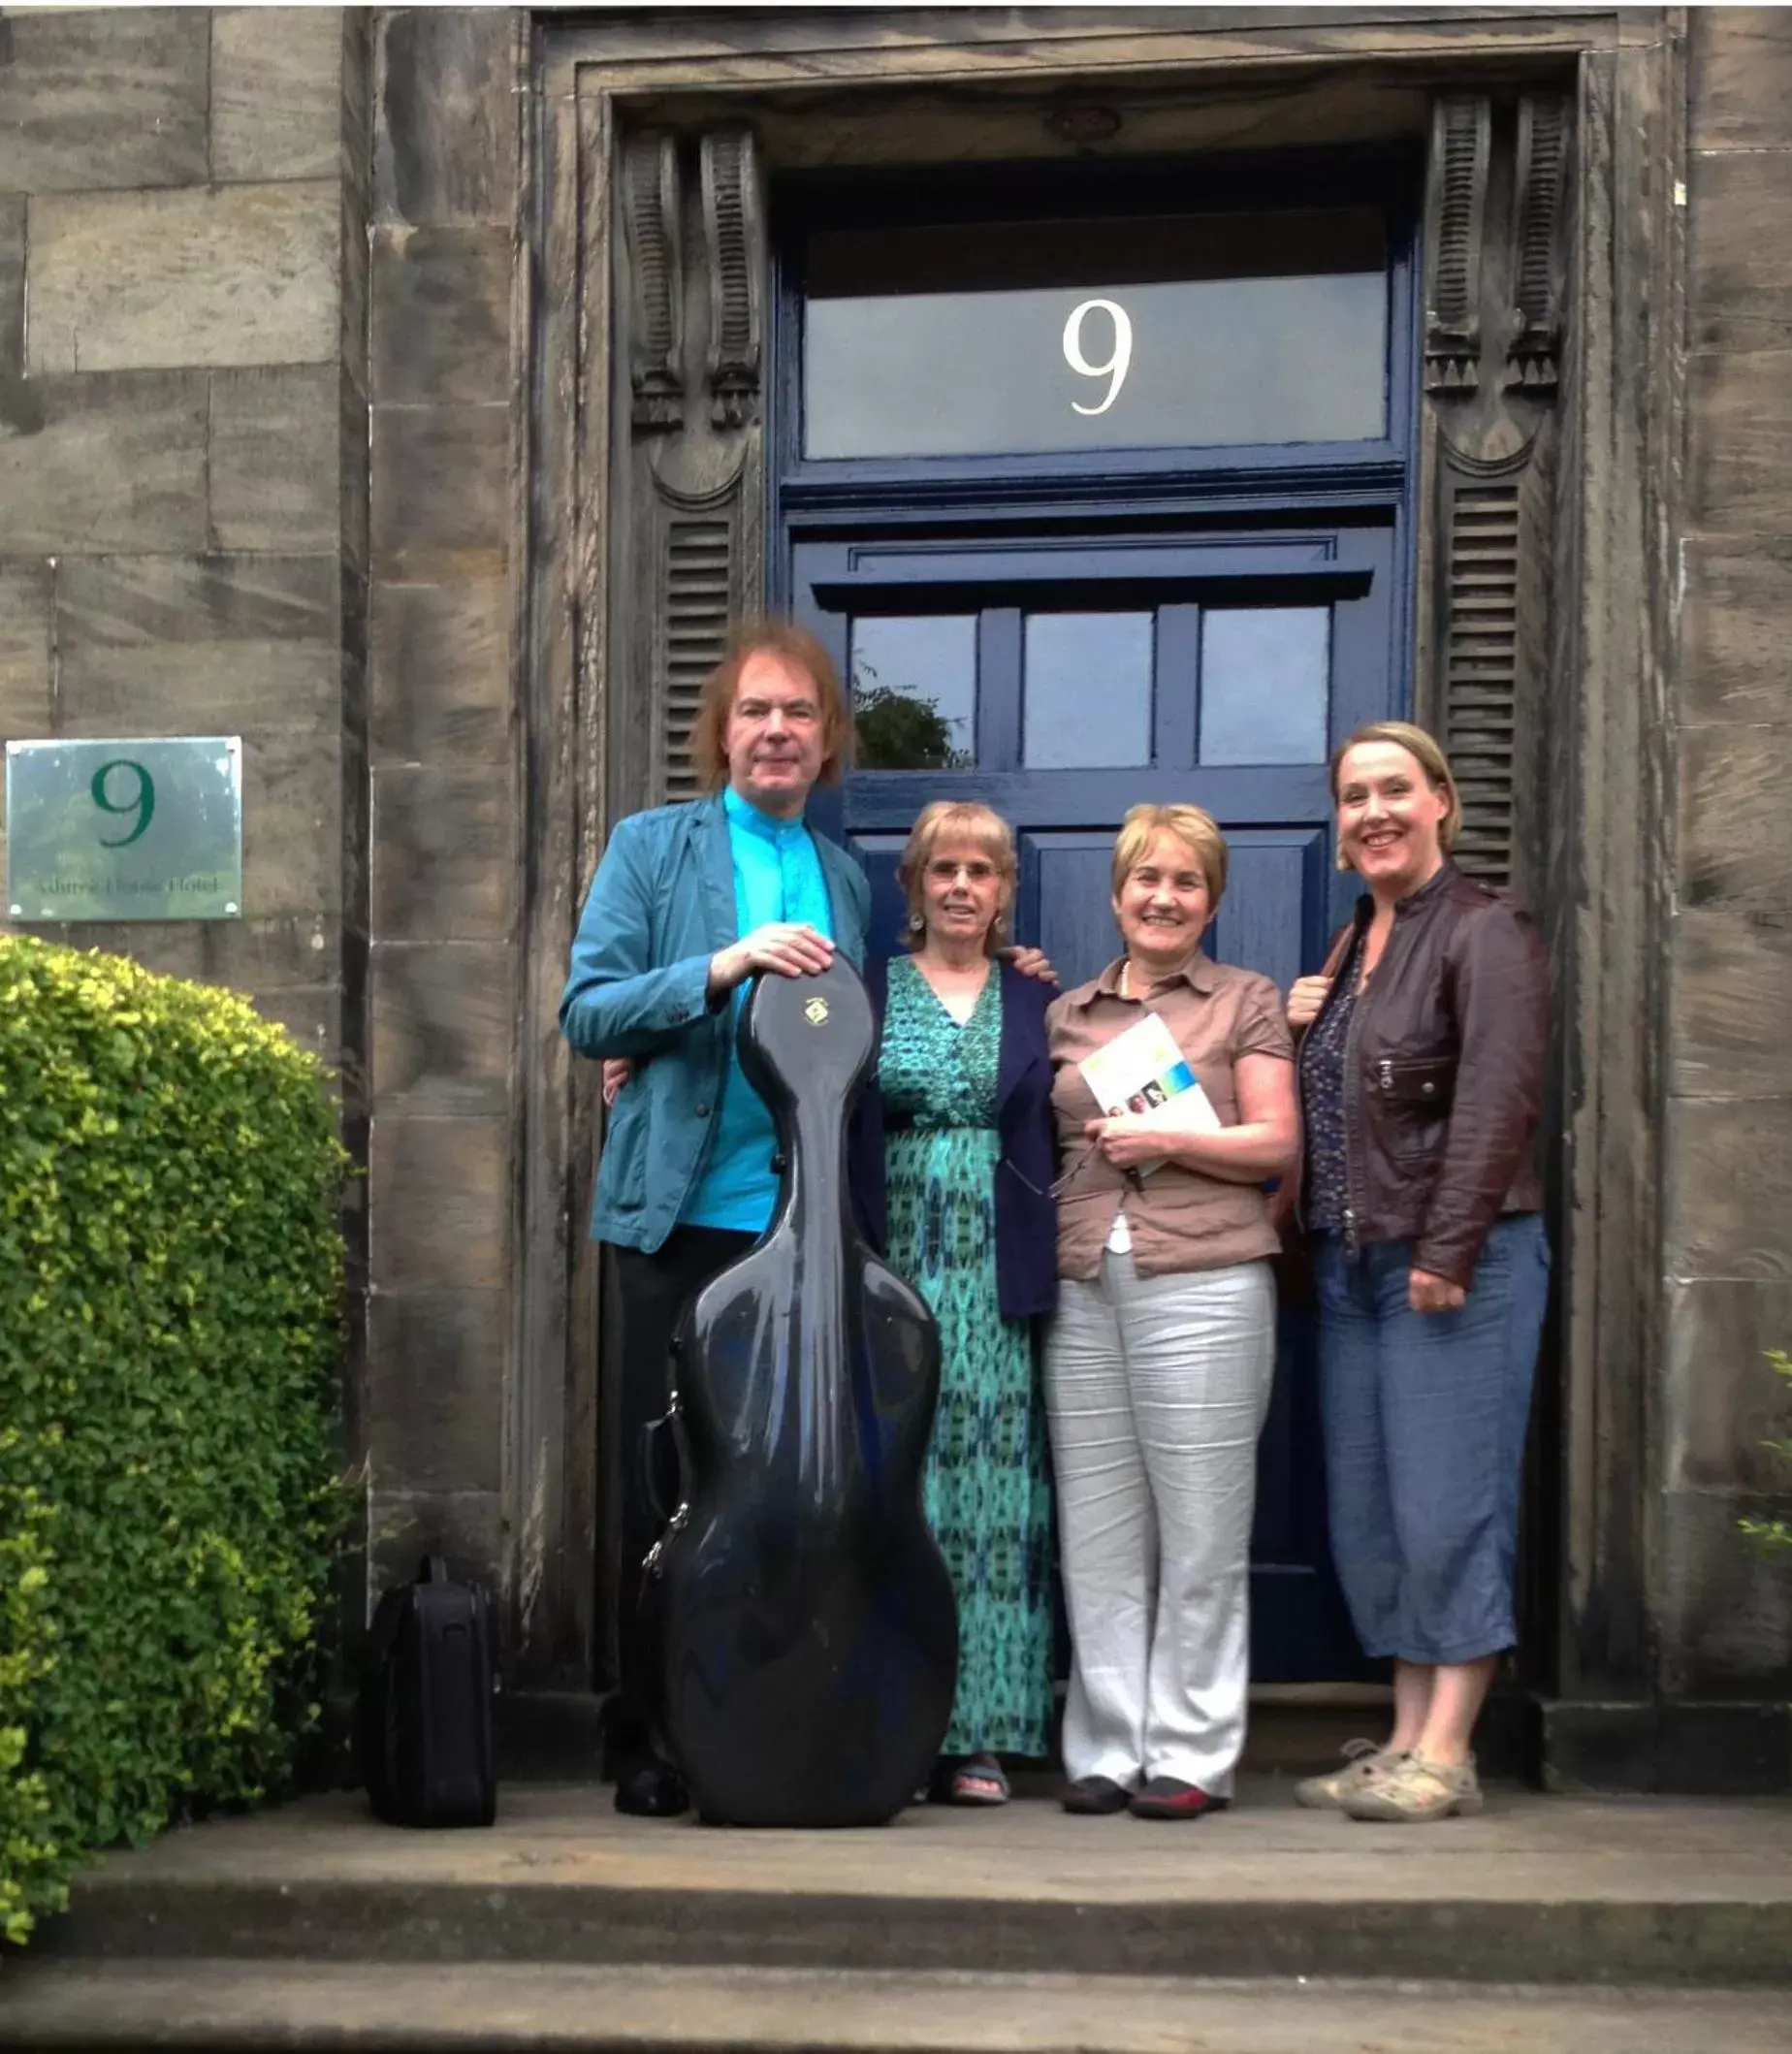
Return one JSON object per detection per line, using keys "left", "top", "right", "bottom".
{"left": 849, "top": 615, "right": 977, "bottom": 771}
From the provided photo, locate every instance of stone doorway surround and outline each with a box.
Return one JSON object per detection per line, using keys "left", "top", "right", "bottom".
{"left": 505, "top": 8, "right": 1687, "bottom": 1777}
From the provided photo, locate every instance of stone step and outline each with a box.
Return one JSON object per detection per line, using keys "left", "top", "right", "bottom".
{"left": 38, "top": 1869, "right": 1792, "bottom": 1987}
{"left": 1, "top": 1963, "right": 1788, "bottom": 2054}
{"left": 32, "top": 1783, "right": 1792, "bottom": 1989}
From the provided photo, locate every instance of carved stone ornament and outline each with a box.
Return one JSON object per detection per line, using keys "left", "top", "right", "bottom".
{"left": 699, "top": 127, "right": 764, "bottom": 432}
{"left": 1506, "top": 95, "right": 1569, "bottom": 395}
{"left": 1424, "top": 97, "right": 1491, "bottom": 396}
{"left": 1421, "top": 87, "right": 1575, "bottom": 907}
{"left": 623, "top": 131, "right": 684, "bottom": 431}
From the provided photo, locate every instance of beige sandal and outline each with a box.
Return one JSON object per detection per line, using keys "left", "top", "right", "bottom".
{"left": 1340, "top": 1749, "right": 1483, "bottom": 1822}
{"left": 1293, "top": 1738, "right": 1404, "bottom": 1811}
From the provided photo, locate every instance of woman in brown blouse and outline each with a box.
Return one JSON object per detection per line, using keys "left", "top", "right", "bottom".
{"left": 1044, "top": 803, "right": 1297, "bottom": 1820}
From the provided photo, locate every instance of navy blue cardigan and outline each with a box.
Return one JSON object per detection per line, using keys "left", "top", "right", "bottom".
{"left": 852, "top": 956, "right": 1059, "bottom": 1322}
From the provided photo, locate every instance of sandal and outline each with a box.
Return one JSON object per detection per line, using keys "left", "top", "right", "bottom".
{"left": 948, "top": 1754, "right": 1009, "bottom": 1807}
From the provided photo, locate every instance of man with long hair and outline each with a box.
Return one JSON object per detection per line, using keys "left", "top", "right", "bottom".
{"left": 560, "top": 619, "right": 869, "bottom": 1818}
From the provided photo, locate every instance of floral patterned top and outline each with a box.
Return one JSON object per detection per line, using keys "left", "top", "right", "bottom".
{"left": 1298, "top": 932, "right": 1362, "bottom": 1233}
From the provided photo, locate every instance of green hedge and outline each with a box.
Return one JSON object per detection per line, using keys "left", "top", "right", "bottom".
{"left": 1740, "top": 1348, "right": 1792, "bottom": 1559}
{"left": 0, "top": 936, "right": 348, "bottom": 1944}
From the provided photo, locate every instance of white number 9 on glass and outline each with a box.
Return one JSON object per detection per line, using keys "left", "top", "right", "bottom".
{"left": 1062, "top": 298, "right": 1134, "bottom": 417}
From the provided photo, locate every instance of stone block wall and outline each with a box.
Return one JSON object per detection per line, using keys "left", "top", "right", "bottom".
{"left": 1668, "top": 7, "right": 1792, "bottom": 1702}
{"left": 363, "top": 9, "right": 523, "bottom": 1609}
{"left": 0, "top": 3, "right": 534, "bottom": 1653}
{"left": 0, "top": 4, "right": 376, "bottom": 1562}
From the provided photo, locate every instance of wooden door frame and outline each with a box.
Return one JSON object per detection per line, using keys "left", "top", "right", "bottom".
{"left": 517, "top": 8, "right": 1684, "bottom": 1742}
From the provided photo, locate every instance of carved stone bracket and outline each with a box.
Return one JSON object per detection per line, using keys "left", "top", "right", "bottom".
{"left": 1421, "top": 92, "right": 1573, "bottom": 904}
{"left": 614, "top": 122, "right": 769, "bottom": 809}
{"left": 699, "top": 128, "right": 765, "bottom": 433}
{"left": 1506, "top": 95, "right": 1570, "bottom": 395}
{"left": 1424, "top": 97, "right": 1490, "bottom": 395}
{"left": 623, "top": 131, "right": 684, "bottom": 431}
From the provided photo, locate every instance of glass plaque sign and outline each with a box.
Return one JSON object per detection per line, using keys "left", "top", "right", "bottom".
{"left": 803, "top": 209, "right": 1389, "bottom": 461}
{"left": 5, "top": 737, "right": 243, "bottom": 921}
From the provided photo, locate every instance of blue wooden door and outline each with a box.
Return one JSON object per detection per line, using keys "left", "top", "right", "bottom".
{"left": 774, "top": 148, "right": 1418, "bottom": 1682}
{"left": 794, "top": 520, "right": 1396, "bottom": 1680}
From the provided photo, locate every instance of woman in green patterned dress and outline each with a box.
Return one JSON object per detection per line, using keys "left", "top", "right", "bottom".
{"left": 863, "top": 802, "right": 1060, "bottom": 1807}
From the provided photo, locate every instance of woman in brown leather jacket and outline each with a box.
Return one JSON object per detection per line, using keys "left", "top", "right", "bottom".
{"left": 1283, "top": 722, "right": 1550, "bottom": 1824}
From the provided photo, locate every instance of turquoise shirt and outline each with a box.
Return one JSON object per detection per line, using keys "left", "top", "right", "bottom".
{"left": 680, "top": 786, "right": 835, "bottom": 1235}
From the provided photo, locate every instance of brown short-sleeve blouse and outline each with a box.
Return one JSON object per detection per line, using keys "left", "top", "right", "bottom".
{"left": 1046, "top": 953, "right": 1295, "bottom": 1281}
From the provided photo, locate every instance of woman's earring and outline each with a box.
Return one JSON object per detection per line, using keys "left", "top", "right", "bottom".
{"left": 1335, "top": 840, "right": 1354, "bottom": 874}
{"left": 908, "top": 912, "right": 925, "bottom": 934}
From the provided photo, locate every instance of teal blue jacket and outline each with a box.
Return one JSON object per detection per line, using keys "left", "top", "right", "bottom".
{"left": 559, "top": 793, "right": 872, "bottom": 1253}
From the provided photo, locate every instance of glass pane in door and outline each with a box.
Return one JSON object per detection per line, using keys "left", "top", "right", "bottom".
{"left": 849, "top": 614, "right": 977, "bottom": 769}
{"left": 1199, "top": 606, "right": 1330, "bottom": 765}
{"left": 1022, "top": 611, "right": 1153, "bottom": 769}
{"left": 804, "top": 209, "right": 1388, "bottom": 459}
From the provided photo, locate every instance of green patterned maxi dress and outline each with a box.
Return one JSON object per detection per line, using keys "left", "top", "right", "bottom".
{"left": 879, "top": 954, "right": 1054, "bottom": 1760}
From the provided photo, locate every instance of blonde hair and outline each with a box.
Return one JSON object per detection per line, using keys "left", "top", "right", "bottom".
{"left": 689, "top": 618, "right": 854, "bottom": 794}
{"left": 896, "top": 801, "right": 1017, "bottom": 954}
{"left": 1329, "top": 721, "right": 1462, "bottom": 870}
{"left": 1110, "top": 804, "right": 1228, "bottom": 908}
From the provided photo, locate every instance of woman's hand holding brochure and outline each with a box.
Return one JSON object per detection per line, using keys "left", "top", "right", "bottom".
{"left": 1085, "top": 1086, "right": 1221, "bottom": 1163}
{"left": 1079, "top": 1012, "right": 1222, "bottom": 1179}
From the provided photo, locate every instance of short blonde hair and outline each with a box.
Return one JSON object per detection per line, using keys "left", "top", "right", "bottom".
{"left": 896, "top": 801, "right": 1017, "bottom": 954}
{"left": 1329, "top": 721, "right": 1462, "bottom": 863}
{"left": 689, "top": 618, "right": 854, "bottom": 794}
{"left": 1110, "top": 804, "right": 1228, "bottom": 908}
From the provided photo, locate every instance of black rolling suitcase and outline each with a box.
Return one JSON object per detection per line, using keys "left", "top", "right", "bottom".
{"left": 359, "top": 1556, "right": 497, "bottom": 1828}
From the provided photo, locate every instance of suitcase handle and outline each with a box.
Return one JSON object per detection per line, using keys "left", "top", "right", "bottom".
{"left": 639, "top": 1407, "right": 684, "bottom": 1526}
{"left": 420, "top": 1555, "right": 452, "bottom": 1586}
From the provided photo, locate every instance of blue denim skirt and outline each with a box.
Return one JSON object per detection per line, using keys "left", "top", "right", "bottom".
{"left": 1313, "top": 1215, "right": 1551, "bottom": 1666}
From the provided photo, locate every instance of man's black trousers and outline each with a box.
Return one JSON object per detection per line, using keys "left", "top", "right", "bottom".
{"left": 603, "top": 1224, "right": 753, "bottom": 1777}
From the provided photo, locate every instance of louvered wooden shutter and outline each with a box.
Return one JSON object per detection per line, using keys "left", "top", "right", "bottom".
{"left": 660, "top": 518, "right": 732, "bottom": 800}
{"left": 1440, "top": 481, "right": 1520, "bottom": 884}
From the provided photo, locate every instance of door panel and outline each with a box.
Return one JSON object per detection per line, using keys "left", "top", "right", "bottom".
{"left": 1023, "top": 833, "right": 1120, "bottom": 997}
{"left": 1208, "top": 827, "right": 1332, "bottom": 999}
{"left": 797, "top": 523, "right": 1392, "bottom": 1683}
{"left": 775, "top": 157, "right": 1417, "bottom": 1690}
{"left": 847, "top": 833, "right": 912, "bottom": 963}
{"left": 803, "top": 523, "right": 1390, "bottom": 985}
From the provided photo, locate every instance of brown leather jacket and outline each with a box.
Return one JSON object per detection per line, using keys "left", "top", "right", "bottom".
{"left": 1284, "top": 863, "right": 1549, "bottom": 1289}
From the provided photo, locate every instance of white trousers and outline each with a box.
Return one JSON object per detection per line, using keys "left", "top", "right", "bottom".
{"left": 1044, "top": 1253, "right": 1275, "bottom": 1797}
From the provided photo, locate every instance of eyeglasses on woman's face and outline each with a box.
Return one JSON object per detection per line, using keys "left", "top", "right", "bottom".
{"left": 919, "top": 842, "right": 1008, "bottom": 944}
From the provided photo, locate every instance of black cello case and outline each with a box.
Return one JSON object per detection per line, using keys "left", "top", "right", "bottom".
{"left": 650, "top": 955, "right": 958, "bottom": 1826}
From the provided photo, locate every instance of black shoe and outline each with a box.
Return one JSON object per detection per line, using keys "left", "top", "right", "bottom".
{"left": 1062, "top": 1774, "right": 1132, "bottom": 1815}
{"left": 614, "top": 1760, "right": 688, "bottom": 1818}
{"left": 598, "top": 1705, "right": 652, "bottom": 1785}
{"left": 1128, "top": 1776, "right": 1230, "bottom": 1821}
